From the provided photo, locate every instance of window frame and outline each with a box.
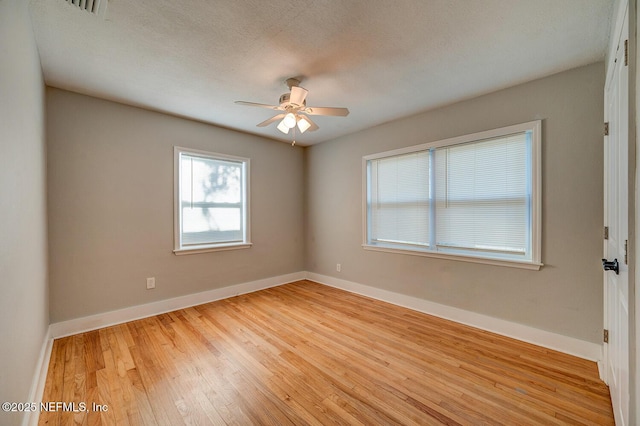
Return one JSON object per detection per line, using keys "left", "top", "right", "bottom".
{"left": 173, "top": 146, "right": 251, "bottom": 255}
{"left": 362, "top": 120, "right": 542, "bottom": 270}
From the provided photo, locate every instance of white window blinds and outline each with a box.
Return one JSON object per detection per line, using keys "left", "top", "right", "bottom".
{"left": 435, "top": 134, "right": 529, "bottom": 255}
{"left": 369, "top": 151, "right": 430, "bottom": 248}
{"left": 364, "top": 121, "right": 540, "bottom": 267}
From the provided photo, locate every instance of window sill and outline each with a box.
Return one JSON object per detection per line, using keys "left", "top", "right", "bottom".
{"left": 174, "top": 242, "right": 252, "bottom": 256}
{"left": 362, "top": 244, "right": 542, "bottom": 270}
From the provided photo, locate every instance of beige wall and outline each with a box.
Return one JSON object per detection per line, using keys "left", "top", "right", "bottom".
{"left": 305, "top": 63, "right": 605, "bottom": 344}
{"left": 0, "top": 0, "right": 49, "bottom": 424}
{"left": 47, "top": 89, "right": 305, "bottom": 322}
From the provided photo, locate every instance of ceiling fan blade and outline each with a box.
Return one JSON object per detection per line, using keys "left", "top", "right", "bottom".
{"left": 257, "top": 113, "right": 285, "bottom": 127}
{"left": 303, "top": 106, "right": 350, "bottom": 116}
{"left": 289, "top": 86, "right": 308, "bottom": 107}
{"left": 235, "top": 101, "right": 283, "bottom": 110}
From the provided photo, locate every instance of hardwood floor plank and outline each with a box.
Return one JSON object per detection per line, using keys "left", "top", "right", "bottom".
{"left": 39, "top": 280, "right": 614, "bottom": 425}
{"left": 38, "top": 338, "right": 67, "bottom": 426}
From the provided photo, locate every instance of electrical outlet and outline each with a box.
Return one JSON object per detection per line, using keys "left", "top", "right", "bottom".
{"left": 336, "top": 263, "right": 341, "bottom": 272}
{"left": 146, "top": 277, "right": 156, "bottom": 289}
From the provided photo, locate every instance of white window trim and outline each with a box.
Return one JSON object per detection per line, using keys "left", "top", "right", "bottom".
{"left": 173, "top": 146, "right": 252, "bottom": 255}
{"left": 362, "top": 120, "right": 542, "bottom": 270}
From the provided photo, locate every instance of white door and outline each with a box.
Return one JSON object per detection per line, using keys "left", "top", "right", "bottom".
{"left": 604, "top": 5, "right": 629, "bottom": 425}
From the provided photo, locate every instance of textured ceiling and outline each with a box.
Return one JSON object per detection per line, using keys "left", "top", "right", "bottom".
{"left": 29, "top": 0, "right": 614, "bottom": 146}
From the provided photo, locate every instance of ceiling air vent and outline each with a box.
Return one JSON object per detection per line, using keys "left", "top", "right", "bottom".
{"left": 64, "top": 0, "right": 108, "bottom": 17}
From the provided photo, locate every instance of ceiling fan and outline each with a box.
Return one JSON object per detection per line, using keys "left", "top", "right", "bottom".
{"left": 235, "top": 78, "right": 349, "bottom": 139}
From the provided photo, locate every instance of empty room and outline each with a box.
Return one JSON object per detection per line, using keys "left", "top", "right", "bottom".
{"left": 1, "top": 0, "right": 638, "bottom": 425}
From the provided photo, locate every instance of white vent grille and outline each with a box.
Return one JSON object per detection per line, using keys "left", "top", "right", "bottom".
{"left": 65, "top": 0, "right": 108, "bottom": 16}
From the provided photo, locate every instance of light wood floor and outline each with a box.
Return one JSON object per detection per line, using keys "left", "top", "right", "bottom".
{"left": 39, "top": 280, "right": 614, "bottom": 425}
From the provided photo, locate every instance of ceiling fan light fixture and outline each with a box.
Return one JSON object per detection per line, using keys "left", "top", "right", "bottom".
{"left": 297, "top": 116, "right": 311, "bottom": 133}
{"left": 283, "top": 112, "right": 297, "bottom": 128}
{"left": 277, "top": 119, "right": 290, "bottom": 134}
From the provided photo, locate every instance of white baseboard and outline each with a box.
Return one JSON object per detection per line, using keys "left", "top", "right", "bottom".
{"left": 306, "top": 272, "right": 602, "bottom": 362}
{"left": 23, "top": 331, "right": 53, "bottom": 426}
{"left": 47, "top": 270, "right": 602, "bottom": 361}
{"left": 49, "top": 271, "right": 306, "bottom": 338}
{"left": 597, "top": 360, "right": 605, "bottom": 382}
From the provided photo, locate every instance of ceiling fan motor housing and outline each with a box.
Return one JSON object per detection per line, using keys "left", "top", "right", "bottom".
{"left": 279, "top": 93, "right": 306, "bottom": 108}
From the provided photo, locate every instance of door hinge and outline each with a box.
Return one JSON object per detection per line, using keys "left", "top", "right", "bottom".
{"left": 604, "top": 226, "right": 609, "bottom": 240}
{"left": 625, "top": 39, "right": 629, "bottom": 66}
{"left": 625, "top": 239, "right": 628, "bottom": 264}
{"left": 604, "top": 122, "right": 609, "bottom": 136}
{"left": 604, "top": 329, "right": 609, "bottom": 343}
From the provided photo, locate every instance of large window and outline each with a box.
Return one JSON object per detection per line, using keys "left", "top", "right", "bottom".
{"left": 363, "top": 121, "right": 541, "bottom": 269}
{"left": 174, "top": 147, "right": 251, "bottom": 254}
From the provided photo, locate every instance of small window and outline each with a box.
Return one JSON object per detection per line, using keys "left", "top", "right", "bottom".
{"left": 174, "top": 147, "right": 251, "bottom": 254}
{"left": 363, "top": 121, "right": 541, "bottom": 269}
